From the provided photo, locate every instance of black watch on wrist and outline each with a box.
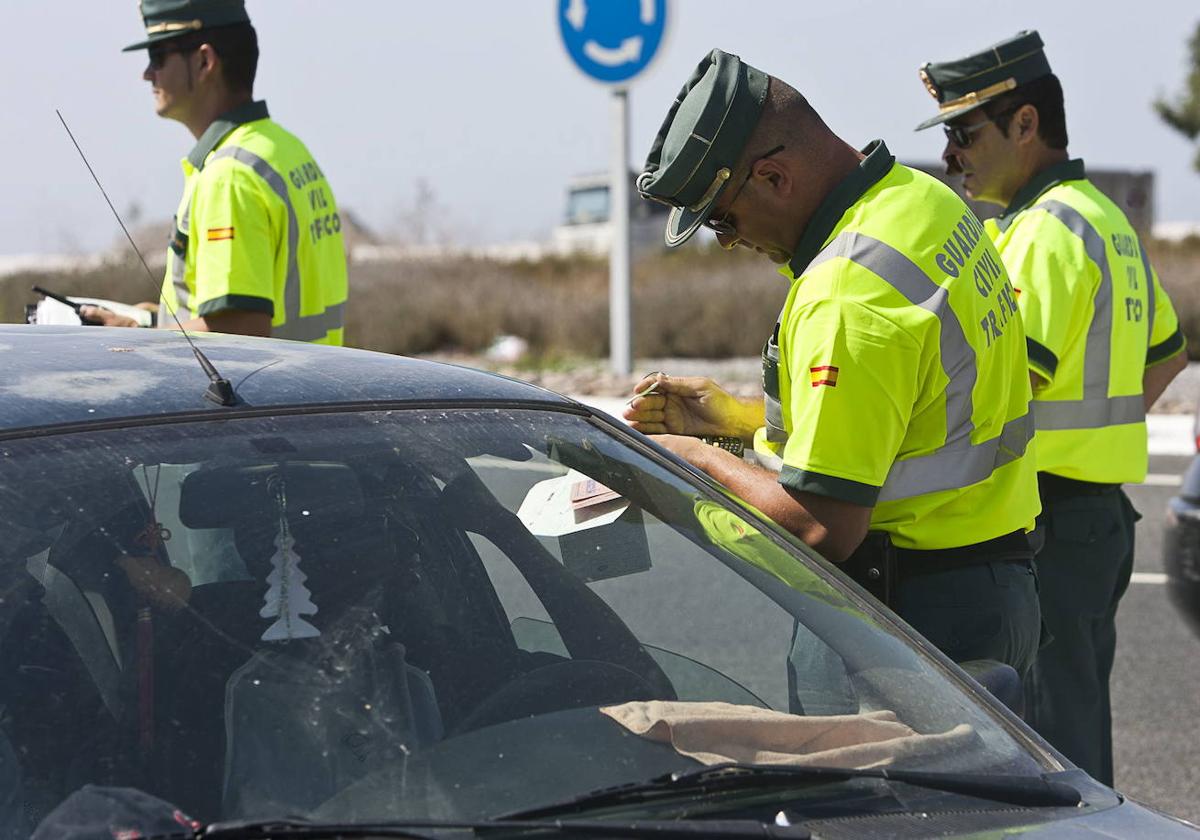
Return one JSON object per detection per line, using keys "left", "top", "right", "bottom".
{"left": 700, "top": 435, "right": 745, "bottom": 457}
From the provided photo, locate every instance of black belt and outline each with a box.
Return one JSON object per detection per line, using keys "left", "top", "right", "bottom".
{"left": 1037, "top": 472, "right": 1119, "bottom": 500}
{"left": 895, "top": 530, "right": 1033, "bottom": 580}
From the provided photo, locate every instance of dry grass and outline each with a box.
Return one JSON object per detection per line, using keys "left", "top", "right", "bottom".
{"left": 4, "top": 239, "right": 1198, "bottom": 361}
{"left": 348, "top": 245, "right": 789, "bottom": 359}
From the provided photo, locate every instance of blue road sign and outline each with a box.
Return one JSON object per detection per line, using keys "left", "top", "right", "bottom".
{"left": 558, "top": 0, "right": 668, "bottom": 85}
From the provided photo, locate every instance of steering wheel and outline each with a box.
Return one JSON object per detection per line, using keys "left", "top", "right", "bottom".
{"left": 451, "top": 659, "right": 656, "bottom": 734}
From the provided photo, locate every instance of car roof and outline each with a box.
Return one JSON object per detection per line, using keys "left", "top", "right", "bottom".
{"left": 0, "top": 326, "right": 575, "bottom": 435}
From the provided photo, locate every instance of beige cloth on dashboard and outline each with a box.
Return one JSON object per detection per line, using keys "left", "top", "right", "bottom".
{"left": 600, "top": 701, "right": 976, "bottom": 769}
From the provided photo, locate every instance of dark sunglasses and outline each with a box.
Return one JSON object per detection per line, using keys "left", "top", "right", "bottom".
{"left": 147, "top": 41, "right": 199, "bottom": 70}
{"left": 943, "top": 105, "right": 1021, "bottom": 149}
{"left": 705, "top": 144, "right": 786, "bottom": 237}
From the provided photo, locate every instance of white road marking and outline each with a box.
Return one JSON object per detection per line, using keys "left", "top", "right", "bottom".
{"left": 1131, "top": 572, "right": 1169, "bottom": 585}
{"left": 1147, "top": 414, "right": 1195, "bottom": 456}
{"left": 1142, "top": 473, "right": 1183, "bottom": 487}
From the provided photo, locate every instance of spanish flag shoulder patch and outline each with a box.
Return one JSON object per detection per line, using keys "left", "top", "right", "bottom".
{"left": 809, "top": 365, "right": 839, "bottom": 388}
{"left": 206, "top": 227, "right": 235, "bottom": 242}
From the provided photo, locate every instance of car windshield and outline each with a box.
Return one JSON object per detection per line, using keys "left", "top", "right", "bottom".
{"left": 0, "top": 407, "right": 1047, "bottom": 831}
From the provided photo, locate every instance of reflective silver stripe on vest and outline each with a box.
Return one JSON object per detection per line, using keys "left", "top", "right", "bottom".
{"left": 1032, "top": 394, "right": 1145, "bottom": 430}
{"left": 878, "top": 411, "right": 1033, "bottom": 503}
{"left": 1027, "top": 200, "right": 1146, "bottom": 431}
{"left": 208, "top": 146, "right": 344, "bottom": 342}
{"left": 768, "top": 231, "right": 1031, "bottom": 502}
{"left": 159, "top": 197, "right": 194, "bottom": 327}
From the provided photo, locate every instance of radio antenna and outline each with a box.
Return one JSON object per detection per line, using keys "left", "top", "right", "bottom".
{"left": 56, "top": 109, "right": 235, "bottom": 407}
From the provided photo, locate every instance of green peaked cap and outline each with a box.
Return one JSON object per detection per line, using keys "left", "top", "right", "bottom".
{"left": 122, "top": 0, "right": 251, "bottom": 52}
{"left": 914, "top": 30, "right": 1052, "bottom": 131}
{"left": 637, "top": 48, "right": 770, "bottom": 247}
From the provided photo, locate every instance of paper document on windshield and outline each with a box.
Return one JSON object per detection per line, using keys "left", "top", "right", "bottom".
{"left": 600, "top": 700, "right": 977, "bottom": 769}
{"left": 518, "top": 469, "right": 630, "bottom": 537}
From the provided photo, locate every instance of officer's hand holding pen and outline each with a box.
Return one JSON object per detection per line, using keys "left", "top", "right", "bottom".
{"left": 622, "top": 372, "right": 750, "bottom": 438}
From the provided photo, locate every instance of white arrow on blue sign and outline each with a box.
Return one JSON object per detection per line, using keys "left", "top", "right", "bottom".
{"left": 558, "top": 0, "right": 669, "bottom": 85}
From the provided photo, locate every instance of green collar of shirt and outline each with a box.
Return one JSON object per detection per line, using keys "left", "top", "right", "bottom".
{"left": 785, "top": 140, "right": 895, "bottom": 277}
{"left": 998, "top": 157, "right": 1085, "bottom": 222}
{"left": 187, "top": 100, "right": 271, "bottom": 170}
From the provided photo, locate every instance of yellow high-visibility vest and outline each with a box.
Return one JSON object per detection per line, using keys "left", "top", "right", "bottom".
{"left": 755, "top": 140, "right": 1039, "bottom": 550}
{"left": 160, "top": 100, "right": 347, "bottom": 345}
{"left": 986, "top": 159, "right": 1185, "bottom": 484}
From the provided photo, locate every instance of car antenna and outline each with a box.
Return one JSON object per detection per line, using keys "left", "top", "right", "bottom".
{"left": 55, "top": 109, "right": 236, "bottom": 407}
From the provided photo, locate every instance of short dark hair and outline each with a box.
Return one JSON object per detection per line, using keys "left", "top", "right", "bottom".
{"left": 734, "top": 77, "right": 824, "bottom": 178}
{"left": 175, "top": 22, "right": 259, "bottom": 94}
{"left": 984, "top": 73, "right": 1068, "bottom": 150}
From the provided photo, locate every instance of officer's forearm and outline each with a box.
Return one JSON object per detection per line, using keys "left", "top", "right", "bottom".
{"left": 1143, "top": 350, "right": 1188, "bottom": 411}
{"left": 685, "top": 443, "right": 870, "bottom": 562}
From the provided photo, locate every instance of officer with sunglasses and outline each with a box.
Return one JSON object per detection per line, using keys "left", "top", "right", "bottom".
{"left": 83, "top": 0, "right": 348, "bottom": 346}
{"left": 625, "top": 49, "right": 1043, "bottom": 680}
{"left": 916, "top": 31, "right": 1187, "bottom": 785}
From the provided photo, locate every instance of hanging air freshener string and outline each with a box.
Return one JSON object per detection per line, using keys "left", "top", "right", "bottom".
{"left": 135, "top": 463, "right": 172, "bottom": 551}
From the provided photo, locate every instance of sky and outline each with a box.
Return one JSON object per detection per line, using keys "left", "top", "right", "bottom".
{"left": 2, "top": 0, "right": 1198, "bottom": 257}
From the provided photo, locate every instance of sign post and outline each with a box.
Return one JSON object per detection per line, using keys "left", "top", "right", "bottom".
{"left": 609, "top": 87, "right": 631, "bottom": 377}
{"left": 558, "top": 0, "right": 669, "bottom": 376}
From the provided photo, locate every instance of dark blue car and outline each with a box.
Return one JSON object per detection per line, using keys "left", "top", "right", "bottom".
{"left": 1, "top": 326, "right": 1195, "bottom": 838}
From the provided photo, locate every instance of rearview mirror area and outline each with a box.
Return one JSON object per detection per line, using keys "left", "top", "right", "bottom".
{"left": 179, "top": 462, "right": 365, "bottom": 529}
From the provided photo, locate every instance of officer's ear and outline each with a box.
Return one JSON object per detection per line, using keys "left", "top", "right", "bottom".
{"left": 1013, "top": 103, "right": 1040, "bottom": 147}
{"left": 755, "top": 156, "right": 792, "bottom": 200}
{"left": 194, "top": 43, "right": 221, "bottom": 86}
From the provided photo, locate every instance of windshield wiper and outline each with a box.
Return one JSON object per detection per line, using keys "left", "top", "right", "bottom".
{"left": 193, "top": 815, "right": 811, "bottom": 839}
{"left": 500, "top": 762, "right": 1083, "bottom": 820}
{"left": 193, "top": 819, "right": 441, "bottom": 839}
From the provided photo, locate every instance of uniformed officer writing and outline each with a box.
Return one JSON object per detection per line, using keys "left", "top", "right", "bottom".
{"left": 626, "top": 49, "right": 1044, "bottom": 676}
{"left": 84, "top": 0, "right": 348, "bottom": 345}
{"left": 917, "top": 31, "right": 1187, "bottom": 785}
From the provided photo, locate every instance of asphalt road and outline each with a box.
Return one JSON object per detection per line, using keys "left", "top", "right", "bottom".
{"left": 1111, "top": 453, "right": 1200, "bottom": 824}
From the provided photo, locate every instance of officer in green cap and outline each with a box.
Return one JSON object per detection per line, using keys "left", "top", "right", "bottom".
{"left": 625, "top": 49, "right": 1043, "bottom": 678}
{"left": 84, "top": 0, "right": 349, "bottom": 345}
{"left": 916, "top": 30, "right": 1187, "bottom": 784}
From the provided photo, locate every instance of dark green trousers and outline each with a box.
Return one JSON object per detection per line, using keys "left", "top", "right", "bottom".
{"left": 1024, "top": 489, "right": 1137, "bottom": 786}
{"left": 892, "top": 559, "right": 1042, "bottom": 679}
